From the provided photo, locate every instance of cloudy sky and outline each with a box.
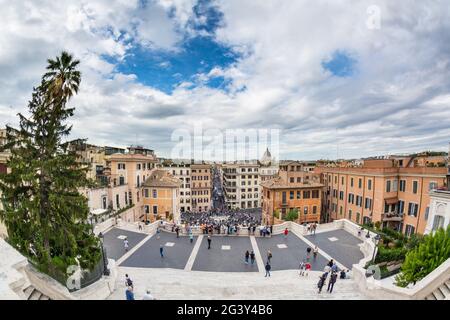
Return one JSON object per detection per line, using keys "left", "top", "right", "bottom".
{"left": 1, "top": 0, "right": 450, "bottom": 160}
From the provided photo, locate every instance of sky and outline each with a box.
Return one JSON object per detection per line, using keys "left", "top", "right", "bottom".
{"left": 1, "top": 0, "right": 450, "bottom": 161}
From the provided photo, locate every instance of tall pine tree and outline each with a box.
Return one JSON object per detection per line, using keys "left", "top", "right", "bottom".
{"left": 0, "top": 52, "right": 101, "bottom": 278}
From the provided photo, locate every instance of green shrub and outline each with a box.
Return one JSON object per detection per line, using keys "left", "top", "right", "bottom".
{"left": 375, "top": 246, "right": 407, "bottom": 263}
{"left": 273, "top": 210, "right": 280, "bottom": 220}
{"left": 285, "top": 208, "right": 299, "bottom": 222}
{"left": 395, "top": 226, "right": 450, "bottom": 287}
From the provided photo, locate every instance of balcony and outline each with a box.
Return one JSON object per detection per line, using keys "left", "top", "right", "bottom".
{"left": 382, "top": 212, "right": 403, "bottom": 222}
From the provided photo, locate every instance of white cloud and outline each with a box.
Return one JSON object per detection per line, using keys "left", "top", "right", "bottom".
{"left": 1, "top": 0, "right": 450, "bottom": 160}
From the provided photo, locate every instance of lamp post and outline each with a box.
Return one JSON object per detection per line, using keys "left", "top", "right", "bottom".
{"left": 372, "top": 234, "right": 381, "bottom": 263}
{"left": 98, "top": 232, "right": 110, "bottom": 276}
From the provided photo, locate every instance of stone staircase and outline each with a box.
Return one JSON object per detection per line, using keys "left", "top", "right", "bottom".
{"left": 109, "top": 268, "right": 368, "bottom": 300}
{"left": 22, "top": 284, "right": 51, "bottom": 300}
{"left": 425, "top": 279, "right": 450, "bottom": 300}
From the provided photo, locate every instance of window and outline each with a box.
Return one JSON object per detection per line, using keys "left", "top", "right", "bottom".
{"left": 398, "top": 200, "right": 405, "bottom": 214}
{"left": 152, "top": 205, "right": 158, "bottom": 215}
{"left": 341, "top": 177, "right": 344, "bottom": 185}
{"left": 386, "top": 180, "right": 391, "bottom": 192}
{"left": 358, "top": 179, "right": 362, "bottom": 189}
{"left": 303, "top": 191, "right": 311, "bottom": 199}
{"left": 424, "top": 206, "right": 430, "bottom": 220}
{"left": 313, "top": 206, "right": 317, "bottom": 214}
{"left": 348, "top": 210, "right": 352, "bottom": 220}
{"left": 334, "top": 176, "right": 337, "bottom": 183}
{"left": 116, "top": 194, "right": 120, "bottom": 208}
{"left": 407, "top": 203, "right": 418, "bottom": 217}
{"left": 405, "top": 224, "right": 415, "bottom": 237}
{"left": 399, "top": 180, "right": 406, "bottom": 192}
{"left": 429, "top": 182, "right": 438, "bottom": 191}
{"left": 119, "top": 176, "right": 125, "bottom": 185}
{"left": 432, "top": 215, "right": 445, "bottom": 231}
{"left": 282, "top": 192, "right": 287, "bottom": 203}
{"left": 125, "top": 192, "right": 128, "bottom": 205}
{"left": 290, "top": 177, "right": 294, "bottom": 183}
{"left": 152, "top": 189, "right": 157, "bottom": 198}
{"left": 356, "top": 212, "right": 360, "bottom": 224}
{"left": 339, "top": 206, "right": 343, "bottom": 215}
{"left": 304, "top": 206, "right": 308, "bottom": 214}
{"left": 290, "top": 191, "right": 294, "bottom": 199}
{"left": 144, "top": 206, "right": 149, "bottom": 214}
{"left": 364, "top": 198, "right": 372, "bottom": 210}
{"left": 136, "top": 175, "right": 140, "bottom": 187}
{"left": 144, "top": 189, "right": 149, "bottom": 198}
{"left": 339, "top": 191, "right": 344, "bottom": 200}
{"left": 413, "top": 181, "right": 418, "bottom": 194}
{"left": 296, "top": 191, "right": 301, "bottom": 199}
{"left": 102, "top": 197, "right": 107, "bottom": 209}
{"left": 368, "top": 179, "right": 372, "bottom": 190}
{"left": 312, "top": 190, "right": 319, "bottom": 198}
{"left": 350, "top": 178, "right": 354, "bottom": 187}
{"left": 393, "top": 179, "right": 398, "bottom": 192}
{"left": 297, "top": 177, "right": 301, "bottom": 183}
{"left": 137, "top": 163, "right": 141, "bottom": 170}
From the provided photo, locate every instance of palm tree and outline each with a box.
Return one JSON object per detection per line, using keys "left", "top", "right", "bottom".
{"left": 42, "top": 51, "right": 81, "bottom": 105}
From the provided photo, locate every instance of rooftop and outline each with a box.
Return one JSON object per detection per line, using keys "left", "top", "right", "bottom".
{"left": 142, "top": 169, "right": 181, "bottom": 188}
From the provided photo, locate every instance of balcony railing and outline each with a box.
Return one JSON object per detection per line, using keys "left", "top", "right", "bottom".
{"left": 382, "top": 211, "right": 403, "bottom": 222}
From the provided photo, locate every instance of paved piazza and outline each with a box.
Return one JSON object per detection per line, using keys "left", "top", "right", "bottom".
{"left": 103, "top": 227, "right": 364, "bottom": 272}
{"left": 256, "top": 234, "right": 328, "bottom": 271}
{"left": 120, "top": 232, "right": 197, "bottom": 269}
{"left": 102, "top": 228, "right": 148, "bottom": 261}
{"left": 192, "top": 236, "right": 256, "bottom": 272}
{"left": 305, "top": 229, "right": 364, "bottom": 269}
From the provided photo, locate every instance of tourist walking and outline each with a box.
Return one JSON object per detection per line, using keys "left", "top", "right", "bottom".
{"left": 317, "top": 273, "right": 327, "bottom": 294}
{"left": 159, "top": 245, "right": 164, "bottom": 258}
{"left": 331, "top": 262, "right": 338, "bottom": 273}
{"left": 324, "top": 264, "right": 331, "bottom": 275}
{"left": 265, "top": 262, "right": 271, "bottom": 277}
{"left": 306, "top": 246, "right": 312, "bottom": 261}
{"left": 327, "top": 272, "right": 338, "bottom": 293}
{"left": 299, "top": 261, "right": 306, "bottom": 276}
{"left": 143, "top": 289, "right": 156, "bottom": 300}
{"left": 189, "top": 232, "right": 194, "bottom": 244}
{"left": 175, "top": 226, "right": 180, "bottom": 238}
{"left": 305, "top": 262, "right": 311, "bottom": 276}
{"left": 312, "top": 222, "right": 317, "bottom": 235}
{"left": 328, "top": 259, "right": 334, "bottom": 268}
{"left": 138, "top": 223, "right": 142, "bottom": 231}
{"left": 156, "top": 227, "right": 161, "bottom": 239}
{"left": 244, "top": 250, "right": 250, "bottom": 264}
{"left": 207, "top": 236, "right": 211, "bottom": 249}
{"left": 267, "top": 250, "right": 272, "bottom": 263}
{"left": 125, "top": 274, "right": 133, "bottom": 288}
{"left": 124, "top": 238, "right": 129, "bottom": 252}
{"left": 284, "top": 228, "right": 289, "bottom": 239}
{"left": 125, "top": 286, "right": 134, "bottom": 300}
{"left": 313, "top": 245, "right": 318, "bottom": 260}
{"left": 250, "top": 250, "right": 256, "bottom": 265}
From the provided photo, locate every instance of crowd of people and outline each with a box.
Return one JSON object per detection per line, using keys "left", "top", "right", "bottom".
{"left": 179, "top": 208, "right": 264, "bottom": 235}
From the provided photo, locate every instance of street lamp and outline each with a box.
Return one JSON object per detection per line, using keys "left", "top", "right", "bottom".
{"left": 372, "top": 234, "right": 381, "bottom": 263}
{"left": 98, "top": 232, "right": 110, "bottom": 276}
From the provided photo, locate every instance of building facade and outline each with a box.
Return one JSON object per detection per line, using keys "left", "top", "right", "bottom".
{"left": 191, "top": 163, "right": 212, "bottom": 212}
{"left": 162, "top": 163, "right": 191, "bottom": 212}
{"left": 141, "top": 169, "right": 181, "bottom": 223}
{"left": 222, "top": 162, "right": 261, "bottom": 210}
{"left": 317, "top": 159, "right": 447, "bottom": 235}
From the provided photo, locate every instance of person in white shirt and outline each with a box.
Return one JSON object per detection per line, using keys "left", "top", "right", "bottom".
{"left": 124, "top": 238, "right": 129, "bottom": 252}
{"left": 142, "top": 289, "right": 156, "bottom": 300}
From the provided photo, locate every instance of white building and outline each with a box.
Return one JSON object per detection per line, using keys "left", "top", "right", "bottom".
{"left": 222, "top": 162, "right": 261, "bottom": 209}
{"left": 425, "top": 190, "right": 450, "bottom": 234}
{"left": 162, "top": 163, "right": 191, "bottom": 212}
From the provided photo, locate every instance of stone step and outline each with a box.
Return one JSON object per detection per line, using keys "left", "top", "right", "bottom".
{"left": 28, "top": 289, "right": 42, "bottom": 300}
{"left": 23, "top": 285, "right": 35, "bottom": 300}
{"left": 39, "top": 295, "right": 50, "bottom": 300}
{"left": 439, "top": 284, "right": 449, "bottom": 298}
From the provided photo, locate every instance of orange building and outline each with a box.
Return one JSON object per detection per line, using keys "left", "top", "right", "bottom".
{"left": 191, "top": 163, "right": 212, "bottom": 212}
{"left": 261, "top": 162, "right": 323, "bottom": 225}
{"left": 107, "top": 149, "right": 157, "bottom": 206}
{"left": 141, "top": 169, "right": 181, "bottom": 223}
{"left": 317, "top": 159, "right": 447, "bottom": 235}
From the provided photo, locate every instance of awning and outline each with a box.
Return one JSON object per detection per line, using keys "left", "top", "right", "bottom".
{"left": 91, "top": 208, "right": 108, "bottom": 216}
{"left": 385, "top": 197, "right": 398, "bottom": 205}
